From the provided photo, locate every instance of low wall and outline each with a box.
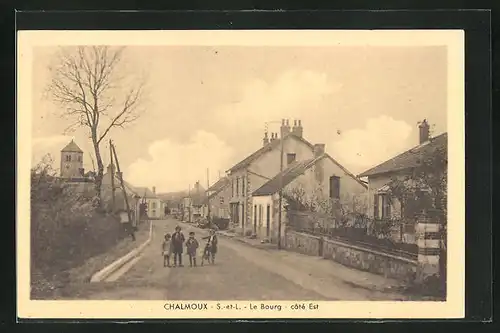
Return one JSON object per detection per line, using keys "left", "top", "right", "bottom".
{"left": 283, "top": 230, "right": 321, "bottom": 256}
{"left": 284, "top": 230, "right": 417, "bottom": 281}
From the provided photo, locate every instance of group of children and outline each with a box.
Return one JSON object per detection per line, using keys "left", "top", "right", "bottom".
{"left": 161, "top": 225, "right": 218, "bottom": 267}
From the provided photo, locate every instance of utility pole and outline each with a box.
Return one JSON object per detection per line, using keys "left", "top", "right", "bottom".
{"left": 109, "top": 139, "right": 116, "bottom": 212}
{"left": 278, "top": 127, "right": 284, "bottom": 250}
{"left": 265, "top": 120, "right": 285, "bottom": 249}
{"left": 188, "top": 184, "right": 191, "bottom": 223}
{"left": 111, "top": 142, "right": 135, "bottom": 241}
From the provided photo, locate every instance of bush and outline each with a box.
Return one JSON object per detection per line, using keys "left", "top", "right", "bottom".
{"left": 30, "top": 157, "right": 128, "bottom": 296}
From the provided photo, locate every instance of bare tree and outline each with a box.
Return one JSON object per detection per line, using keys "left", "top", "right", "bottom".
{"left": 46, "top": 46, "right": 147, "bottom": 204}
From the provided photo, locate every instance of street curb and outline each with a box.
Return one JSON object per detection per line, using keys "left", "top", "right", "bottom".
{"left": 90, "top": 221, "right": 153, "bottom": 283}
{"left": 218, "top": 232, "right": 277, "bottom": 250}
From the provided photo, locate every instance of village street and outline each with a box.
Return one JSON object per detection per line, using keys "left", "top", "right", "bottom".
{"left": 70, "top": 219, "right": 409, "bottom": 301}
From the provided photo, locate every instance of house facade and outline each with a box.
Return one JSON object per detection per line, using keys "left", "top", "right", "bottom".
{"left": 101, "top": 164, "right": 162, "bottom": 221}
{"left": 358, "top": 120, "right": 447, "bottom": 244}
{"left": 251, "top": 147, "right": 368, "bottom": 241}
{"left": 226, "top": 119, "right": 317, "bottom": 233}
{"left": 134, "top": 186, "right": 162, "bottom": 219}
{"left": 181, "top": 181, "right": 206, "bottom": 222}
{"left": 201, "top": 177, "right": 231, "bottom": 219}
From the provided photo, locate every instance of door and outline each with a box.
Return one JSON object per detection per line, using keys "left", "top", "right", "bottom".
{"left": 266, "top": 204, "right": 271, "bottom": 237}
{"left": 241, "top": 203, "right": 245, "bottom": 228}
{"left": 232, "top": 203, "right": 239, "bottom": 224}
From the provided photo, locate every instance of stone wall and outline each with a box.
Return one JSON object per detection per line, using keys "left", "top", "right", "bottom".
{"left": 283, "top": 230, "right": 321, "bottom": 256}
{"left": 284, "top": 230, "right": 417, "bottom": 281}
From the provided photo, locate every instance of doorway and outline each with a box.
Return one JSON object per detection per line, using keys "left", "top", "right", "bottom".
{"left": 254, "top": 204, "right": 257, "bottom": 234}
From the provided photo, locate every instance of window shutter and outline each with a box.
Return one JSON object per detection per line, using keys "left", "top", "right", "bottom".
{"left": 373, "top": 194, "right": 379, "bottom": 219}
{"left": 386, "top": 196, "right": 391, "bottom": 218}
{"left": 242, "top": 176, "right": 245, "bottom": 195}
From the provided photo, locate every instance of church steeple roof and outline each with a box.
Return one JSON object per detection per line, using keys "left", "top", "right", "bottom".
{"left": 61, "top": 140, "right": 83, "bottom": 153}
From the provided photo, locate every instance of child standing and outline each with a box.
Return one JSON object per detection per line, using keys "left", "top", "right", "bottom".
{"left": 185, "top": 231, "right": 199, "bottom": 267}
{"left": 161, "top": 233, "right": 172, "bottom": 267}
{"left": 171, "top": 226, "right": 185, "bottom": 267}
{"left": 201, "top": 229, "right": 218, "bottom": 265}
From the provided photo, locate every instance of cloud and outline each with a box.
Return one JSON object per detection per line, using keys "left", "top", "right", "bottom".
{"left": 31, "top": 135, "right": 74, "bottom": 168}
{"left": 214, "top": 69, "right": 341, "bottom": 133}
{"left": 330, "top": 115, "right": 413, "bottom": 175}
{"left": 126, "top": 131, "right": 234, "bottom": 193}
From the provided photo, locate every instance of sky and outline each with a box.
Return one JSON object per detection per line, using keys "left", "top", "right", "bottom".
{"left": 31, "top": 45, "right": 447, "bottom": 193}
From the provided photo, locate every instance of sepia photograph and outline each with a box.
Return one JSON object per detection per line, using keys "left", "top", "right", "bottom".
{"left": 17, "top": 29, "right": 465, "bottom": 319}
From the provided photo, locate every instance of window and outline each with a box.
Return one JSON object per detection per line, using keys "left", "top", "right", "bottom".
{"left": 232, "top": 180, "right": 235, "bottom": 197}
{"left": 329, "top": 176, "right": 340, "bottom": 199}
{"left": 374, "top": 194, "right": 391, "bottom": 219}
{"left": 259, "top": 205, "right": 263, "bottom": 226}
{"left": 77, "top": 155, "right": 81, "bottom": 162}
{"left": 381, "top": 194, "right": 391, "bottom": 219}
{"left": 151, "top": 202, "right": 157, "bottom": 209}
{"left": 236, "top": 177, "right": 239, "bottom": 196}
{"left": 287, "top": 153, "right": 296, "bottom": 165}
{"left": 241, "top": 176, "right": 245, "bottom": 196}
{"left": 65, "top": 155, "right": 71, "bottom": 162}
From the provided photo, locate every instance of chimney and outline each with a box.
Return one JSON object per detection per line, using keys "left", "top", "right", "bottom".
{"left": 418, "top": 119, "right": 430, "bottom": 144}
{"left": 263, "top": 131, "right": 269, "bottom": 146}
{"left": 107, "top": 163, "right": 115, "bottom": 175}
{"left": 152, "top": 186, "right": 156, "bottom": 194}
{"left": 292, "top": 119, "right": 303, "bottom": 138}
{"left": 280, "top": 119, "right": 291, "bottom": 138}
{"left": 313, "top": 143, "right": 325, "bottom": 157}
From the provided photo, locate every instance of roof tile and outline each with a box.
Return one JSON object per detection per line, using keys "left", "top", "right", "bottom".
{"left": 61, "top": 140, "right": 83, "bottom": 153}
{"left": 358, "top": 133, "right": 447, "bottom": 177}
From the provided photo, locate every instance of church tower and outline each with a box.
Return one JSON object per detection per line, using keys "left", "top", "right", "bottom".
{"left": 60, "top": 140, "right": 84, "bottom": 179}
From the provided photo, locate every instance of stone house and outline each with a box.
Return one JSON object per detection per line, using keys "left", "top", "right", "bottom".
{"left": 101, "top": 164, "right": 161, "bottom": 221}
{"left": 226, "top": 119, "right": 319, "bottom": 232}
{"left": 251, "top": 146, "right": 368, "bottom": 242}
{"left": 358, "top": 120, "right": 448, "bottom": 243}
{"left": 134, "top": 186, "right": 162, "bottom": 219}
{"left": 201, "top": 176, "right": 231, "bottom": 219}
{"left": 181, "top": 181, "right": 206, "bottom": 222}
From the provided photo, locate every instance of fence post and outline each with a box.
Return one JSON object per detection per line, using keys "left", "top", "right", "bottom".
{"left": 318, "top": 236, "right": 324, "bottom": 257}
{"left": 416, "top": 208, "right": 441, "bottom": 283}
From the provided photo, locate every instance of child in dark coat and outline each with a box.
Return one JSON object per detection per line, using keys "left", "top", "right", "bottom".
{"left": 171, "top": 226, "right": 185, "bottom": 267}
{"left": 185, "top": 231, "right": 199, "bottom": 267}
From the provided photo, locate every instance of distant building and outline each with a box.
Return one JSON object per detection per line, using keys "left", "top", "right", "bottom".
{"left": 60, "top": 140, "right": 84, "bottom": 180}
{"left": 181, "top": 181, "right": 206, "bottom": 222}
{"left": 101, "top": 164, "right": 162, "bottom": 220}
{"left": 201, "top": 176, "right": 231, "bottom": 219}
